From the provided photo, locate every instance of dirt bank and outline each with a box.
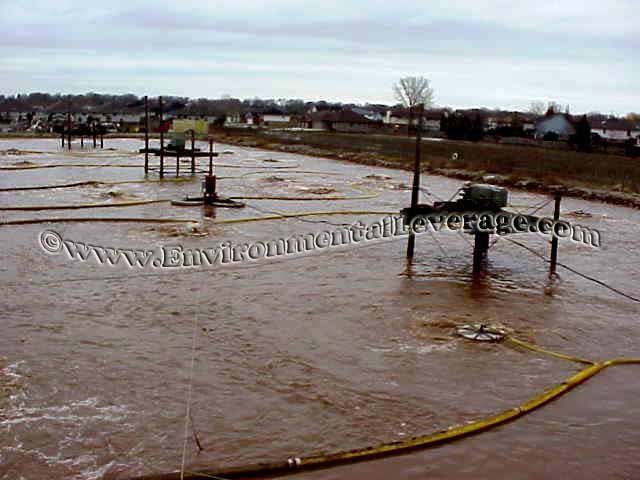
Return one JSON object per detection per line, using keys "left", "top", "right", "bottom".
{"left": 214, "top": 129, "right": 640, "bottom": 209}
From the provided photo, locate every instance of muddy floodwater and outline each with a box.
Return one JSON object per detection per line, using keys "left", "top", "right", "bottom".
{"left": 1, "top": 138, "right": 639, "bottom": 479}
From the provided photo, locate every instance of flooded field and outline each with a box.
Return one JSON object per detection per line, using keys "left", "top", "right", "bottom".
{"left": 1, "top": 138, "right": 639, "bottom": 479}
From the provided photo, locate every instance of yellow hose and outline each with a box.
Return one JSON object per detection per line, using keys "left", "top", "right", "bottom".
{"left": 1, "top": 217, "right": 199, "bottom": 226}
{"left": 505, "top": 336, "right": 595, "bottom": 365}
{"left": 126, "top": 337, "right": 640, "bottom": 480}
{"left": 0, "top": 199, "right": 170, "bottom": 211}
{"left": 0, "top": 164, "right": 142, "bottom": 170}
{"left": 209, "top": 211, "right": 395, "bottom": 225}
{"left": 0, "top": 210, "right": 395, "bottom": 227}
{"left": 0, "top": 163, "right": 301, "bottom": 170}
{"left": 230, "top": 185, "right": 379, "bottom": 201}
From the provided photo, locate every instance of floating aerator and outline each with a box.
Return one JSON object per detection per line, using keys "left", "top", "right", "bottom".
{"left": 457, "top": 324, "right": 504, "bottom": 342}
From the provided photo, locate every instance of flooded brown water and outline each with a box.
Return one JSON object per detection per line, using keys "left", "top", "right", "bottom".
{"left": 1, "top": 139, "right": 639, "bottom": 479}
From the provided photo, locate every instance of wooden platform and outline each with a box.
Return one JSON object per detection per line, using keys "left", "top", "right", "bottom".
{"left": 139, "top": 148, "right": 219, "bottom": 158}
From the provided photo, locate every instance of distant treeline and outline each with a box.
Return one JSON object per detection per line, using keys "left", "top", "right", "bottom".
{"left": 0, "top": 92, "right": 389, "bottom": 116}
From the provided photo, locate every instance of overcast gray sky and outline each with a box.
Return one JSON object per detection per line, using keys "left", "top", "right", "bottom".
{"left": 1, "top": 0, "right": 637, "bottom": 114}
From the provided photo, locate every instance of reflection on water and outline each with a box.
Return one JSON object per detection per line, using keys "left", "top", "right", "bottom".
{"left": 1, "top": 139, "right": 640, "bottom": 479}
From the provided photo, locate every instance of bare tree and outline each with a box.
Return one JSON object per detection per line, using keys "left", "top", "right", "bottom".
{"left": 393, "top": 76, "right": 434, "bottom": 110}
{"left": 544, "top": 101, "right": 567, "bottom": 116}
{"left": 529, "top": 101, "right": 546, "bottom": 115}
{"left": 393, "top": 76, "right": 434, "bottom": 135}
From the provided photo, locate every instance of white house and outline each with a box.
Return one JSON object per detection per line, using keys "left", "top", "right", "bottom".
{"left": 591, "top": 119, "right": 640, "bottom": 142}
{"left": 384, "top": 108, "right": 442, "bottom": 131}
{"left": 352, "top": 107, "right": 384, "bottom": 122}
{"left": 261, "top": 113, "right": 291, "bottom": 125}
{"left": 384, "top": 109, "right": 409, "bottom": 127}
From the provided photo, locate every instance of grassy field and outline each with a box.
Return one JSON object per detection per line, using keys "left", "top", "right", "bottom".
{"left": 214, "top": 129, "right": 640, "bottom": 204}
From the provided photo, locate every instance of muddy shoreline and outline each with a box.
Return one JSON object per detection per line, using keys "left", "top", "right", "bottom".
{"left": 213, "top": 131, "right": 640, "bottom": 209}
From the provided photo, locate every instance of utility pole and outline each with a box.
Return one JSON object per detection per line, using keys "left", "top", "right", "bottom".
{"left": 406, "top": 103, "right": 424, "bottom": 260}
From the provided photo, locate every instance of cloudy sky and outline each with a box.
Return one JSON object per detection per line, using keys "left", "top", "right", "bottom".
{"left": 1, "top": 0, "right": 637, "bottom": 114}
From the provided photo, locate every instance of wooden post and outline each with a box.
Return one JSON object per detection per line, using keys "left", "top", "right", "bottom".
{"left": 100, "top": 133, "right": 103, "bottom": 148}
{"left": 80, "top": 135, "right": 84, "bottom": 148}
{"left": 406, "top": 103, "right": 424, "bottom": 260}
{"left": 473, "top": 232, "right": 490, "bottom": 274}
{"left": 61, "top": 132, "right": 65, "bottom": 147}
{"left": 66, "top": 109, "right": 72, "bottom": 150}
{"left": 92, "top": 123, "right": 96, "bottom": 147}
{"left": 204, "top": 175, "right": 217, "bottom": 204}
{"left": 549, "top": 191, "right": 562, "bottom": 278}
{"left": 159, "top": 96, "right": 164, "bottom": 179}
{"left": 190, "top": 130, "right": 195, "bottom": 174}
{"left": 209, "top": 138, "right": 213, "bottom": 175}
{"left": 176, "top": 151, "right": 180, "bottom": 176}
{"left": 144, "top": 95, "right": 149, "bottom": 174}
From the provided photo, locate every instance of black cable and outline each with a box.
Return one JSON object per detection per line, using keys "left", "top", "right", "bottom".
{"left": 502, "top": 236, "right": 640, "bottom": 303}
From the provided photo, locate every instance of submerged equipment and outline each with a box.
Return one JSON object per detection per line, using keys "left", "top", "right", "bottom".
{"left": 457, "top": 324, "right": 504, "bottom": 342}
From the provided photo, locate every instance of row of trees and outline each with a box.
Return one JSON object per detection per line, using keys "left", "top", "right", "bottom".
{"left": 0, "top": 93, "right": 390, "bottom": 117}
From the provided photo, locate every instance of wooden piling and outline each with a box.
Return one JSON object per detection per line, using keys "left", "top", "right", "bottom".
{"left": 92, "top": 124, "right": 96, "bottom": 147}
{"left": 61, "top": 132, "right": 65, "bottom": 147}
{"left": 406, "top": 103, "right": 424, "bottom": 260}
{"left": 176, "top": 151, "right": 180, "bottom": 176}
{"left": 144, "top": 95, "right": 149, "bottom": 174}
{"left": 66, "top": 109, "right": 72, "bottom": 151}
{"left": 80, "top": 135, "right": 84, "bottom": 148}
{"left": 209, "top": 139, "right": 213, "bottom": 175}
{"left": 159, "top": 96, "right": 164, "bottom": 179}
{"left": 549, "top": 191, "right": 562, "bottom": 278}
{"left": 473, "top": 232, "right": 490, "bottom": 273}
{"left": 100, "top": 133, "right": 103, "bottom": 149}
{"left": 191, "top": 130, "right": 195, "bottom": 174}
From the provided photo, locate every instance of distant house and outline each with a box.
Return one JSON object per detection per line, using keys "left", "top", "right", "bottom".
{"left": 591, "top": 118, "right": 640, "bottom": 142}
{"left": 301, "top": 109, "right": 374, "bottom": 133}
{"left": 535, "top": 113, "right": 578, "bottom": 139}
{"left": 225, "top": 112, "right": 247, "bottom": 126}
{"left": 384, "top": 108, "right": 444, "bottom": 132}
{"left": 384, "top": 108, "right": 410, "bottom": 128}
{"left": 352, "top": 107, "right": 384, "bottom": 122}
{"left": 485, "top": 111, "right": 537, "bottom": 136}
{"left": 259, "top": 109, "right": 292, "bottom": 126}
{"left": 423, "top": 110, "right": 444, "bottom": 131}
